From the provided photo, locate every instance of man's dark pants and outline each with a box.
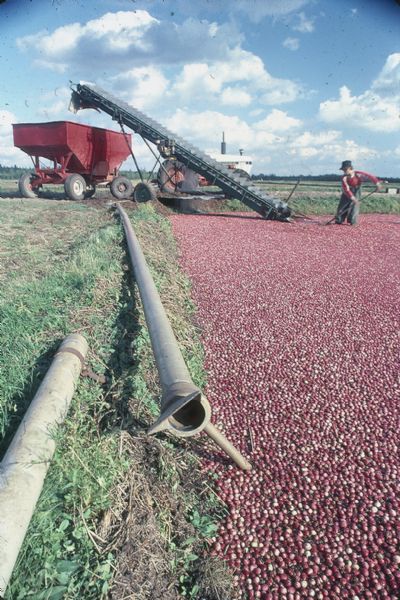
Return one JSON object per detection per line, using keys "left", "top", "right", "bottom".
{"left": 335, "top": 189, "right": 360, "bottom": 225}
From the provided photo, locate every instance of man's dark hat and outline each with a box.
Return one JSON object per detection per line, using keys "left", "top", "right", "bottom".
{"left": 339, "top": 160, "right": 353, "bottom": 171}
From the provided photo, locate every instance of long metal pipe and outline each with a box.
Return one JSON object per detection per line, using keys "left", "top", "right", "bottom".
{"left": 116, "top": 203, "right": 211, "bottom": 437}
{"left": 116, "top": 204, "right": 251, "bottom": 470}
{"left": 0, "top": 333, "right": 88, "bottom": 596}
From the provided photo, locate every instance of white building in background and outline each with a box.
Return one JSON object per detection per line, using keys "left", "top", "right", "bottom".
{"left": 208, "top": 133, "right": 253, "bottom": 175}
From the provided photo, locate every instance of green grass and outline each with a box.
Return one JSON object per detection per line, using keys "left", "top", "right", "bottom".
{"left": 227, "top": 189, "right": 400, "bottom": 216}
{"left": 255, "top": 182, "right": 400, "bottom": 215}
{"left": 0, "top": 199, "right": 128, "bottom": 598}
{"left": 191, "top": 183, "right": 400, "bottom": 216}
{"left": 284, "top": 192, "right": 400, "bottom": 215}
{"left": 0, "top": 198, "right": 233, "bottom": 600}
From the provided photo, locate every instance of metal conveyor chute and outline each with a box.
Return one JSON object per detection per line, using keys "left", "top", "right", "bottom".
{"left": 70, "top": 82, "right": 292, "bottom": 221}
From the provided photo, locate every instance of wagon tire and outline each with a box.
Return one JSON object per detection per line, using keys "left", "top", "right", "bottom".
{"left": 19, "top": 173, "right": 38, "bottom": 198}
{"left": 84, "top": 185, "right": 96, "bottom": 199}
{"left": 64, "top": 174, "right": 86, "bottom": 201}
{"left": 133, "top": 181, "right": 157, "bottom": 203}
{"left": 110, "top": 176, "right": 133, "bottom": 200}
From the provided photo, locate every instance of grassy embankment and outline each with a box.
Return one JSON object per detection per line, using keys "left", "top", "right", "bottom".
{"left": 0, "top": 197, "right": 232, "bottom": 600}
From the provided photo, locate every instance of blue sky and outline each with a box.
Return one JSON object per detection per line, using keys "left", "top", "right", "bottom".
{"left": 1, "top": 0, "right": 399, "bottom": 176}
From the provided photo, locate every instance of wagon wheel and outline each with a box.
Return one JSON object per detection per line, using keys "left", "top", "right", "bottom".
{"left": 133, "top": 181, "right": 157, "bottom": 203}
{"left": 110, "top": 176, "right": 133, "bottom": 200}
{"left": 157, "top": 159, "right": 185, "bottom": 193}
{"left": 64, "top": 174, "right": 86, "bottom": 201}
{"left": 18, "top": 173, "right": 38, "bottom": 198}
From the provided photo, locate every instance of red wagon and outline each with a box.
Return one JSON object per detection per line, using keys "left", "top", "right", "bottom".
{"left": 13, "top": 121, "right": 133, "bottom": 200}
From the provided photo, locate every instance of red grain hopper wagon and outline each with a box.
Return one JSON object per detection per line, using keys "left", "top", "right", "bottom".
{"left": 13, "top": 120, "right": 133, "bottom": 200}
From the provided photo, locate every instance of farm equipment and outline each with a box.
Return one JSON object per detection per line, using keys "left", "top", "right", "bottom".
{"left": 69, "top": 83, "right": 292, "bottom": 221}
{"left": 12, "top": 121, "right": 132, "bottom": 200}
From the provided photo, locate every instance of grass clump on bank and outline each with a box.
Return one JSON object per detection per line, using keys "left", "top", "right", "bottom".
{"left": 0, "top": 198, "right": 233, "bottom": 600}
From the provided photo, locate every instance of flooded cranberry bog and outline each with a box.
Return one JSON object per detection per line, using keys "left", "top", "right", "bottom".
{"left": 171, "top": 213, "right": 400, "bottom": 600}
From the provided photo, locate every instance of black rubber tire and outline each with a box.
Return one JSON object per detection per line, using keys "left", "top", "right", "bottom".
{"left": 157, "top": 159, "right": 200, "bottom": 193}
{"left": 110, "top": 176, "right": 133, "bottom": 200}
{"left": 133, "top": 181, "right": 157, "bottom": 203}
{"left": 64, "top": 173, "right": 86, "bottom": 201}
{"left": 18, "top": 173, "right": 38, "bottom": 198}
{"left": 84, "top": 185, "right": 96, "bottom": 199}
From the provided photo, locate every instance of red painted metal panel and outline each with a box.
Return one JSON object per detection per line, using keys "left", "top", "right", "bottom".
{"left": 12, "top": 121, "right": 131, "bottom": 180}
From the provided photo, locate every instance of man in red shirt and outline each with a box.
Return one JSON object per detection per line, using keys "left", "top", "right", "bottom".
{"left": 335, "top": 160, "right": 380, "bottom": 225}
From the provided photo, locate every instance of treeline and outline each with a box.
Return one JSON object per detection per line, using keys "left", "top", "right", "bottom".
{"left": 252, "top": 173, "right": 341, "bottom": 181}
{"left": 0, "top": 165, "right": 152, "bottom": 180}
{"left": 252, "top": 173, "right": 399, "bottom": 183}
{"left": 120, "top": 169, "right": 153, "bottom": 180}
{"left": 1, "top": 164, "right": 398, "bottom": 183}
{"left": 0, "top": 165, "right": 30, "bottom": 180}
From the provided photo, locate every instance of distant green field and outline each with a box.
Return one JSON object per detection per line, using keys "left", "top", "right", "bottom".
{"left": 256, "top": 178, "right": 400, "bottom": 187}
{"left": 253, "top": 180, "right": 400, "bottom": 215}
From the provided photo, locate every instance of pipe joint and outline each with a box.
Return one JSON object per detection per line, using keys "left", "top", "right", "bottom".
{"left": 149, "top": 381, "right": 211, "bottom": 437}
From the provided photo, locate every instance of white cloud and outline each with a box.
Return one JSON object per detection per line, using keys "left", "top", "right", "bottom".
{"left": 16, "top": 10, "right": 303, "bottom": 109}
{"left": 296, "top": 130, "right": 341, "bottom": 147}
{"left": 288, "top": 131, "right": 378, "bottom": 163}
{"left": 260, "top": 80, "right": 302, "bottom": 105}
{"left": 0, "top": 110, "right": 16, "bottom": 137}
{"left": 168, "top": 108, "right": 253, "bottom": 150}
{"left": 171, "top": 63, "right": 222, "bottom": 101}
{"left": 212, "top": 48, "right": 266, "bottom": 83}
{"left": 372, "top": 53, "right": 400, "bottom": 94}
{"left": 16, "top": 11, "right": 241, "bottom": 74}
{"left": 0, "top": 110, "right": 32, "bottom": 167}
{"left": 292, "top": 12, "right": 315, "bottom": 33}
{"left": 169, "top": 47, "right": 302, "bottom": 108}
{"left": 319, "top": 84, "right": 400, "bottom": 133}
{"left": 319, "top": 54, "right": 400, "bottom": 133}
{"left": 283, "top": 37, "right": 300, "bottom": 51}
{"left": 17, "top": 12, "right": 156, "bottom": 58}
{"left": 15, "top": 10, "right": 303, "bottom": 123}
{"left": 211, "top": 48, "right": 303, "bottom": 104}
{"left": 112, "top": 67, "right": 169, "bottom": 109}
{"left": 255, "top": 109, "right": 302, "bottom": 132}
{"left": 157, "top": 106, "right": 377, "bottom": 175}
{"left": 85, "top": 10, "right": 156, "bottom": 48}
{"left": 221, "top": 87, "right": 252, "bottom": 107}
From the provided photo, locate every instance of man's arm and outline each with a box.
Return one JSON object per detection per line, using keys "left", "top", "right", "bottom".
{"left": 355, "top": 170, "right": 381, "bottom": 188}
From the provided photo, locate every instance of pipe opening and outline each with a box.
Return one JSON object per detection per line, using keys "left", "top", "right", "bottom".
{"left": 168, "top": 394, "right": 210, "bottom": 437}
